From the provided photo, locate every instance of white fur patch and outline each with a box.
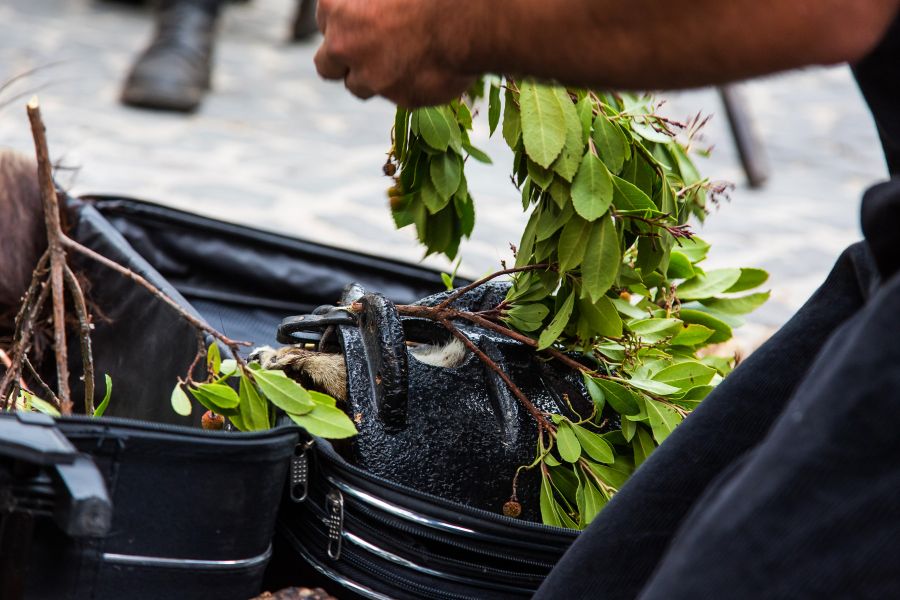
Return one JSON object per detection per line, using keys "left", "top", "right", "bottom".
{"left": 408, "top": 338, "right": 468, "bottom": 368}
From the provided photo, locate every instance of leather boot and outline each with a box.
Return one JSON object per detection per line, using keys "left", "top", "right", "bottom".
{"left": 121, "top": 0, "right": 221, "bottom": 112}
{"left": 289, "top": 0, "right": 319, "bottom": 42}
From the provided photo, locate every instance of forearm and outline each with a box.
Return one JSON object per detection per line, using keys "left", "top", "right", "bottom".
{"left": 446, "top": 0, "right": 899, "bottom": 89}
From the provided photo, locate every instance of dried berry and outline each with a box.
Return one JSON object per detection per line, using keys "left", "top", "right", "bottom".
{"left": 383, "top": 160, "right": 397, "bottom": 176}
{"left": 201, "top": 410, "right": 224, "bottom": 430}
{"left": 502, "top": 500, "right": 522, "bottom": 518}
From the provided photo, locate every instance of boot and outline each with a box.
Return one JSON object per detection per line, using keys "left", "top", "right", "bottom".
{"left": 289, "top": 0, "right": 319, "bottom": 42}
{"left": 121, "top": 0, "right": 222, "bottom": 112}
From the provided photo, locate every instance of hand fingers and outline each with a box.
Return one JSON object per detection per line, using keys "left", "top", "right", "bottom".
{"left": 314, "top": 43, "right": 349, "bottom": 80}
{"left": 344, "top": 70, "right": 376, "bottom": 100}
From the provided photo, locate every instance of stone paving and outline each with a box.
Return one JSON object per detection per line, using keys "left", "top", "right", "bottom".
{"left": 0, "top": 0, "right": 891, "bottom": 345}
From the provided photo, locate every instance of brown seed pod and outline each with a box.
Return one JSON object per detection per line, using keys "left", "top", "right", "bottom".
{"left": 201, "top": 410, "right": 224, "bottom": 430}
{"left": 383, "top": 160, "right": 397, "bottom": 177}
{"left": 502, "top": 500, "right": 522, "bottom": 518}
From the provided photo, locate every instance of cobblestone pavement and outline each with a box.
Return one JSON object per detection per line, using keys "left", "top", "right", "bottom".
{"left": 0, "top": 0, "right": 891, "bottom": 345}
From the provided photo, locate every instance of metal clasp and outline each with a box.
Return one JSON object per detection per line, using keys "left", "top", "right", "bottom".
{"left": 289, "top": 440, "right": 314, "bottom": 503}
{"left": 325, "top": 489, "right": 344, "bottom": 560}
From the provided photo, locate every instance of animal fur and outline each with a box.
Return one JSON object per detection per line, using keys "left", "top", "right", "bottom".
{"left": 0, "top": 149, "right": 46, "bottom": 333}
{"left": 251, "top": 338, "right": 468, "bottom": 402}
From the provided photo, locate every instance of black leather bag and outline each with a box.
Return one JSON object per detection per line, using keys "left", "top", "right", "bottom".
{"left": 1, "top": 196, "right": 578, "bottom": 599}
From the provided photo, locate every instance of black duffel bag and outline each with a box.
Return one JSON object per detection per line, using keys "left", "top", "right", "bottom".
{"left": 2, "top": 195, "right": 578, "bottom": 599}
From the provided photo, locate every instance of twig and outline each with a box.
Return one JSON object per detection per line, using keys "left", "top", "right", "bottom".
{"left": 27, "top": 97, "right": 71, "bottom": 414}
{"left": 435, "top": 264, "right": 552, "bottom": 309}
{"left": 63, "top": 265, "right": 94, "bottom": 414}
{"left": 0, "top": 350, "right": 29, "bottom": 394}
{"left": 0, "top": 281, "right": 50, "bottom": 407}
{"left": 438, "top": 316, "right": 554, "bottom": 433}
{"left": 23, "top": 356, "right": 61, "bottom": 410}
{"left": 59, "top": 235, "right": 251, "bottom": 359}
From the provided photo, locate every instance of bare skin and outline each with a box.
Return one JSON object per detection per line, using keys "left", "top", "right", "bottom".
{"left": 314, "top": 0, "right": 900, "bottom": 107}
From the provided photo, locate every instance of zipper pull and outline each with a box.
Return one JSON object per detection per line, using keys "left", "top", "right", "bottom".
{"left": 290, "top": 440, "right": 314, "bottom": 503}
{"left": 325, "top": 489, "right": 344, "bottom": 560}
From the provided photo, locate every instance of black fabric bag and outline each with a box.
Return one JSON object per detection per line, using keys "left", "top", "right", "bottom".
{"left": 1, "top": 196, "right": 577, "bottom": 599}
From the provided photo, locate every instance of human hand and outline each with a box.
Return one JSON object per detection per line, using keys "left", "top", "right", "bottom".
{"left": 314, "top": 0, "right": 476, "bottom": 107}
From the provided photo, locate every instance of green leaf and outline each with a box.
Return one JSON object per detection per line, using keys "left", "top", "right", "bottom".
{"left": 621, "top": 418, "right": 636, "bottom": 442}
{"left": 538, "top": 290, "right": 576, "bottom": 350}
{"left": 581, "top": 213, "right": 620, "bottom": 302}
{"left": 633, "top": 426, "right": 656, "bottom": 467}
{"left": 586, "top": 456, "right": 633, "bottom": 489}
{"left": 238, "top": 374, "right": 271, "bottom": 431}
{"left": 583, "top": 375, "right": 606, "bottom": 413}
{"left": 93, "top": 374, "right": 113, "bottom": 418}
{"left": 631, "top": 119, "right": 671, "bottom": 144}
{"left": 572, "top": 425, "right": 614, "bottom": 464}
{"left": 309, "top": 390, "right": 338, "bottom": 407}
{"left": 701, "top": 291, "right": 770, "bottom": 315}
{"left": 430, "top": 152, "right": 462, "bottom": 200}
{"left": 254, "top": 369, "right": 315, "bottom": 415}
{"left": 592, "top": 114, "right": 629, "bottom": 174}
{"left": 578, "top": 296, "right": 623, "bottom": 339}
{"left": 417, "top": 107, "right": 453, "bottom": 151}
{"left": 646, "top": 400, "right": 682, "bottom": 444}
{"left": 454, "top": 191, "right": 476, "bottom": 238}
{"left": 508, "top": 303, "right": 550, "bottom": 323}
{"left": 528, "top": 159, "right": 554, "bottom": 189}
{"left": 571, "top": 152, "right": 613, "bottom": 221}
{"left": 628, "top": 318, "right": 682, "bottom": 343}
{"left": 515, "top": 206, "right": 541, "bottom": 267}
{"left": 671, "top": 323, "right": 715, "bottom": 347}
{"left": 557, "top": 216, "right": 591, "bottom": 272}
{"left": 190, "top": 382, "right": 241, "bottom": 413}
{"left": 207, "top": 343, "right": 221, "bottom": 376}
{"left": 612, "top": 176, "right": 656, "bottom": 212}
{"left": 674, "top": 237, "right": 710, "bottom": 263}
{"left": 537, "top": 199, "right": 574, "bottom": 242}
{"left": 170, "top": 384, "right": 192, "bottom": 417}
{"left": 502, "top": 88, "right": 522, "bottom": 148}
{"left": 441, "top": 272, "right": 454, "bottom": 291}
{"left": 676, "top": 269, "right": 743, "bottom": 300}
{"left": 463, "top": 142, "right": 492, "bottom": 164}
{"left": 576, "top": 97, "right": 593, "bottom": 145}
{"left": 652, "top": 362, "right": 716, "bottom": 390}
{"left": 420, "top": 175, "right": 450, "bottom": 214}
{"left": 23, "top": 391, "right": 61, "bottom": 418}
{"left": 724, "top": 268, "right": 769, "bottom": 293}
{"left": 488, "top": 82, "right": 502, "bottom": 135}
{"left": 551, "top": 92, "right": 584, "bottom": 182}
{"left": 556, "top": 422, "right": 582, "bottom": 463}
{"left": 666, "top": 252, "right": 695, "bottom": 279}
{"left": 679, "top": 309, "right": 733, "bottom": 344}
{"left": 289, "top": 403, "right": 358, "bottom": 439}
{"left": 627, "top": 378, "right": 681, "bottom": 396}
{"left": 219, "top": 359, "right": 238, "bottom": 376}
{"left": 393, "top": 108, "right": 409, "bottom": 162}
{"left": 540, "top": 474, "right": 563, "bottom": 527}
{"left": 594, "top": 379, "right": 640, "bottom": 415}
{"left": 519, "top": 81, "right": 568, "bottom": 168}
{"left": 580, "top": 474, "right": 607, "bottom": 524}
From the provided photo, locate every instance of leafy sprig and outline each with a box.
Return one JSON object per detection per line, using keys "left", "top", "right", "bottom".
{"left": 387, "top": 78, "right": 766, "bottom": 529}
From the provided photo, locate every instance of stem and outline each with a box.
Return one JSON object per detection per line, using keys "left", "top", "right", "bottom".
{"left": 63, "top": 265, "right": 94, "bottom": 414}
{"left": 27, "top": 98, "right": 71, "bottom": 414}
{"left": 438, "top": 316, "right": 554, "bottom": 432}
{"left": 0, "top": 281, "right": 50, "bottom": 407}
{"left": 435, "top": 264, "right": 552, "bottom": 309}
{"left": 60, "top": 235, "right": 251, "bottom": 359}
{"left": 23, "top": 356, "right": 61, "bottom": 410}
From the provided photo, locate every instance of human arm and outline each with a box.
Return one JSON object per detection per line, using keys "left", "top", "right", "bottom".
{"left": 314, "top": 0, "right": 900, "bottom": 106}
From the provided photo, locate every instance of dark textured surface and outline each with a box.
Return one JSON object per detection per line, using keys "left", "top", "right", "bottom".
{"left": 335, "top": 283, "right": 597, "bottom": 521}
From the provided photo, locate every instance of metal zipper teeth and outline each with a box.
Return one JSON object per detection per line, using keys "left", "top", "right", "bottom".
{"left": 340, "top": 510, "right": 549, "bottom": 584}
{"left": 317, "top": 478, "right": 563, "bottom": 569}
{"left": 298, "top": 483, "right": 556, "bottom": 577}
{"left": 282, "top": 517, "right": 470, "bottom": 600}
{"left": 315, "top": 442, "right": 579, "bottom": 539}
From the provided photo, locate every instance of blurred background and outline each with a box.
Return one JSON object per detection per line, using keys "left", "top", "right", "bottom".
{"left": 0, "top": 0, "right": 890, "bottom": 347}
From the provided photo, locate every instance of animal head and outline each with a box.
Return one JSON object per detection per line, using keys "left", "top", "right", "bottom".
{"left": 0, "top": 149, "right": 46, "bottom": 310}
